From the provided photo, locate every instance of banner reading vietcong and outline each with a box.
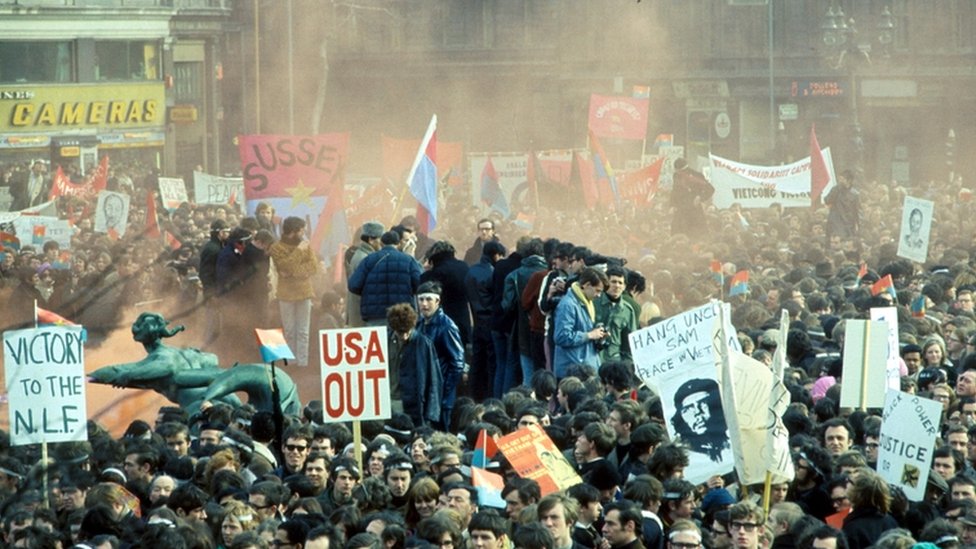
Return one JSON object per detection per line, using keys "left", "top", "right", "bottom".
{"left": 709, "top": 149, "right": 836, "bottom": 209}
{"left": 878, "top": 390, "right": 941, "bottom": 501}
{"left": 629, "top": 301, "right": 740, "bottom": 484}
{"left": 193, "top": 171, "right": 246, "bottom": 212}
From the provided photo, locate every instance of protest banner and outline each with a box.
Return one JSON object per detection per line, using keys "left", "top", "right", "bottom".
{"left": 871, "top": 307, "right": 903, "bottom": 391}
{"left": 93, "top": 190, "right": 130, "bottom": 237}
{"left": 653, "top": 145, "right": 684, "bottom": 189}
{"left": 469, "top": 153, "right": 529, "bottom": 212}
{"left": 896, "top": 196, "right": 934, "bottom": 264}
{"left": 158, "top": 177, "right": 189, "bottom": 211}
{"left": 709, "top": 149, "right": 836, "bottom": 209}
{"left": 319, "top": 327, "right": 390, "bottom": 423}
{"left": 878, "top": 390, "right": 941, "bottom": 501}
{"left": 496, "top": 424, "right": 581, "bottom": 496}
{"left": 629, "top": 301, "right": 739, "bottom": 483}
{"left": 3, "top": 326, "right": 88, "bottom": 445}
{"left": 193, "top": 171, "right": 246, "bottom": 211}
{"left": 588, "top": 94, "right": 650, "bottom": 140}
{"left": 12, "top": 215, "right": 72, "bottom": 249}
{"left": 840, "top": 320, "right": 890, "bottom": 410}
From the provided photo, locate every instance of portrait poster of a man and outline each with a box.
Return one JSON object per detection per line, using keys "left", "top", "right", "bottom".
{"left": 94, "top": 190, "right": 131, "bottom": 237}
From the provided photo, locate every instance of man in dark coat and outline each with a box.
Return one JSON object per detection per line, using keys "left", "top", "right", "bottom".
{"left": 490, "top": 237, "right": 527, "bottom": 398}
{"left": 670, "top": 158, "right": 714, "bottom": 239}
{"left": 421, "top": 240, "right": 472, "bottom": 346}
{"left": 198, "top": 219, "right": 230, "bottom": 344}
{"left": 464, "top": 240, "right": 506, "bottom": 401}
{"left": 387, "top": 303, "right": 441, "bottom": 427}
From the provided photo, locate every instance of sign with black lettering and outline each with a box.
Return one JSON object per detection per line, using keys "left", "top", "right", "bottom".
{"left": 319, "top": 327, "right": 390, "bottom": 422}
{"left": 629, "top": 301, "right": 739, "bottom": 484}
{"left": 878, "top": 390, "right": 940, "bottom": 501}
{"left": 3, "top": 326, "right": 88, "bottom": 445}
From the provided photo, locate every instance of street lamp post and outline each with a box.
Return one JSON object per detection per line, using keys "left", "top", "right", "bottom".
{"left": 821, "top": 3, "right": 895, "bottom": 176}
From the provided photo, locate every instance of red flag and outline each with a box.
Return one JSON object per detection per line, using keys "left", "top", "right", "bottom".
{"left": 871, "top": 274, "right": 896, "bottom": 299}
{"left": 857, "top": 262, "right": 868, "bottom": 281}
{"left": 473, "top": 429, "right": 499, "bottom": 468}
{"left": 37, "top": 307, "right": 76, "bottom": 326}
{"left": 810, "top": 124, "right": 831, "bottom": 207}
{"left": 90, "top": 155, "right": 109, "bottom": 193}
{"left": 618, "top": 157, "right": 664, "bottom": 207}
{"left": 49, "top": 166, "right": 69, "bottom": 200}
{"left": 588, "top": 94, "right": 649, "bottom": 140}
{"left": 48, "top": 156, "right": 109, "bottom": 200}
{"left": 164, "top": 231, "right": 182, "bottom": 250}
{"left": 145, "top": 191, "right": 161, "bottom": 238}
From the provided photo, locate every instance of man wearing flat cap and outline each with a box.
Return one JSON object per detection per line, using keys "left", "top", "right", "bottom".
{"left": 346, "top": 221, "right": 384, "bottom": 327}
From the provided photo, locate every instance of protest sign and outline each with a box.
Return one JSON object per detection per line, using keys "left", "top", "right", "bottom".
{"left": 193, "top": 172, "right": 245, "bottom": 211}
{"left": 588, "top": 94, "right": 649, "bottom": 140}
{"left": 496, "top": 424, "right": 581, "bottom": 496}
{"left": 319, "top": 327, "right": 390, "bottom": 422}
{"left": 158, "top": 177, "right": 189, "bottom": 211}
{"left": 93, "top": 191, "right": 130, "bottom": 237}
{"left": 840, "top": 320, "right": 890, "bottom": 409}
{"left": 12, "top": 215, "right": 72, "bottom": 249}
{"left": 709, "top": 149, "right": 836, "bottom": 209}
{"left": 629, "top": 301, "right": 739, "bottom": 483}
{"left": 871, "top": 307, "right": 903, "bottom": 391}
{"left": 878, "top": 390, "right": 941, "bottom": 501}
{"left": 469, "top": 153, "right": 529, "bottom": 212}
{"left": 896, "top": 196, "right": 934, "bottom": 264}
{"left": 3, "top": 326, "right": 88, "bottom": 445}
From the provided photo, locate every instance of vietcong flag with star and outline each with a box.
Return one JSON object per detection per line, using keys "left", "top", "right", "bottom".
{"left": 238, "top": 134, "right": 349, "bottom": 237}
{"left": 254, "top": 328, "right": 295, "bottom": 363}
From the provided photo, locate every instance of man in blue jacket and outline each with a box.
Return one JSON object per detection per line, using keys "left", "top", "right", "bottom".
{"left": 553, "top": 267, "right": 610, "bottom": 379}
{"left": 416, "top": 281, "right": 465, "bottom": 430}
{"left": 348, "top": 231, "right": 422, "bottom": 326}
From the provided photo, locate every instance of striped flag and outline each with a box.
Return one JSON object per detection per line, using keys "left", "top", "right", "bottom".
{"left": 255, "top": 328, "right": 295, "bottom": 363}
{"left": 710, "top": 260, "right": 724, "bottom": 284}
{"left": 37, "top": 306, "right": 76, "bottom": 326}
{"left": 870, "top": 274, "right": 897, "bottom": 299}
{"left": 911, "top": 294, "right": 926, "bottom": 318}
{"left": 407, "top": 115, "right": 438, "bottom": 233}
{"left": 729, "top": 270, "right": 750, "bottom": 297}
{"left": 473, "top": 429, "right": 499, "bottom": 469}
{"left": 588, "top": 128, "right": 619, "bottom": 208}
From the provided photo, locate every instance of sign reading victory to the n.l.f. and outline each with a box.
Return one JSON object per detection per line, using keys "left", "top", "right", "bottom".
{"left": 4, "top": 326, "right": 88, "bottom": 445}
{"left": 878, "top": 390, "right": 941, "bottom": 501}
{"left": 319, "top": 327, "right": 390, "bottom": 422}
{"left": 629, "top": 301, "right": 739, "bottom": 484}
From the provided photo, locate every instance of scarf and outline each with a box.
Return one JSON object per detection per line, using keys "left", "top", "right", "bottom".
{"left": 570, "top": 281, "right": 595, "bottom": 322}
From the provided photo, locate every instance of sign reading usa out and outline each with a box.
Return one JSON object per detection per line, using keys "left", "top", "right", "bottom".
{"left": 319, "top": 327, "right": 391, "bottom": 422}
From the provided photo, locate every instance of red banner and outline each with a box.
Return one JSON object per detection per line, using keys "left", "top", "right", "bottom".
{"left": 381, "top": 135, "right": 463, "bottom": 186}
{"left": 588, "top": 94, "right": 649, "bottom": 140}
{"left": 618, "top": 157, "right": 664, "bottom": 207}
{"left": 50, "top": 155, "right": 108, "bottom": 200}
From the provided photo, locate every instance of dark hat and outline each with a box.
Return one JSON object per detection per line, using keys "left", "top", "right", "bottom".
{"left": 383, "top": 413, "right": 415, "bottom": 445}
{"left": 210, "top": 219, "right": 230, "bottom": 232}
{"left": 700, "top": 488, "right": 736, "bottom": 513}
{"left": 361, "top": 221, "right": 384, "bottom": 239}
{"left": 959, "top": 509, "right": 976, "bottom": 527}
{"left": 587, "top": 460, "right": 622, "bottom": 491}
{"left": 928, "top": 469, "right": 949, "bottom": 494}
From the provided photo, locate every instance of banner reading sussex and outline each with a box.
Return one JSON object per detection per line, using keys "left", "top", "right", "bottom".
{"left": 238, "top": 134, "right": 349, "bottom": 224}
{"left": 709, "top": 149, "right": 835, "bottom": 209}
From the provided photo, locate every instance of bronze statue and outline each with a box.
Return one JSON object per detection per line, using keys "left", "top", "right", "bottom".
{"left": 89, "top": 312, "right": 301, "bottom": 416}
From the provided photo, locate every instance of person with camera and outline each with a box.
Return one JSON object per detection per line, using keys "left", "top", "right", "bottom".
{"left": 595, "top": 265, "right": 638, "bottom": 363}
{"left": 552, "top": 266, "right": 610, "bottom": 379}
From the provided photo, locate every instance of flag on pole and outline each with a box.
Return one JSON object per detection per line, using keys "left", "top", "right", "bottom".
{"left": 37, "top": 307, "right": 76, "bottom": 326}
{"left": 480, "top": 157, "right": 509, "bottom": 218}
{"left": 473, "top": 429, "right": 499, "bottom": 469}
{"left": 810, "top": 124, "right": 831, "bottom": 207}
{"left": 729, "top": 270, "right": 750, "bottom": 297}
{"left": 471, "top": 466, "right": 506, "bottom": 509}
{"left": 145, "top": 191, "right": 161, "bottom": 239}
{"left": 309, "top": 175, "right": 350, "bottom": 269}
{"left": 710, "top": 260, "right": 724, "bottom": 285}
{"left": 255, "top": 328, "right": 295, "bottom": 363}
{"left": 407, "top": 115, "right": 438, "bottom": 233}
{"left": 857, "top": 262, "right": 868, "bottom": 282}
{"left": 870, "top": 274, "right": 897, "bottom": 299}
{"left": 588, "top": 129, "right": 620, "bottom": 208}
{"left": 164, "top": 231, "right": 182, "bottom": 250}
{"left": 911, "top": 294, "right": 926, "bottom": 318}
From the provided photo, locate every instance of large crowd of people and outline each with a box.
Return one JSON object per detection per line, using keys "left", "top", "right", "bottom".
{"left": 1, "top": 154, "right": 976, "bottom": 549}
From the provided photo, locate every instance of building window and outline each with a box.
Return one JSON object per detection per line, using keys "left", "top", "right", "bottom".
{"left": 174, "top": 62, "right": 202, "bottom": 103}
{"left": 94, "top": 41, "right": 160, "bottom": 81}
{"left": 0, "top": 41, "right": 73, "bottom": 83}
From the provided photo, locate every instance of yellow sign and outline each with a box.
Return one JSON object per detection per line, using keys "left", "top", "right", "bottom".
{"left": 169, "top": 105, "right": 198, "bottom": 123}
{"left": 0, "top": 83, "right": 165, "bottom": 132}
{"left": 59, "top": 146, "right": 80, "bottom": 157}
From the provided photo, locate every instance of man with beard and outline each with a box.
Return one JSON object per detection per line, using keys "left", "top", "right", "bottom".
{"left": 670, "top": 378, "right": 730, "bottom": 464}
